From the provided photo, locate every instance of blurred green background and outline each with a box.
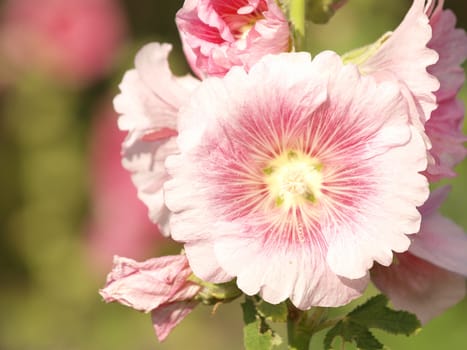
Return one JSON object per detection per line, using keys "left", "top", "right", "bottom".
{"left": 0, "top": 0, "right": 465, "bottom": 349}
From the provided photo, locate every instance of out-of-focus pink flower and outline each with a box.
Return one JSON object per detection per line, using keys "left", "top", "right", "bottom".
{"left": 372, "top": 187, "right": 467, "bottom": 324}
{"left": 0, "top": 0, "right": 126, "bottom": 85}
{"left": 113, "top": 43, "right": 199, "bottom": 235}
{"left": 358, "top": 0, "right": 467, "bottom": 181}
{"left": 424, "top": 0, "right": 467, "bottom": 181}
{"left": 100, "top": 255, "right": 201, "bottom": 341}
{"left": 164, "top": 51, "right": 429, "bottom": 309}
{"left": 175, "top": 0, "right": 290, "bottom": 78}
{"left": 86, "top": 102, "right": 161, "bottom": 270}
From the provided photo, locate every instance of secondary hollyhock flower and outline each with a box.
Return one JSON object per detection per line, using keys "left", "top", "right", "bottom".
{"left": 86, "top": 102, "right": 161, "bottom": 270}
{"left": 100, "top": 255, "right": 201, "bottom": 341}
{"left": 113, "top": 43, "right": 199, "bottom": 235}
{"left": 424, "top": 0, "right": 467, "bottom": 180}
{"left": 358, "top": 0, "right": 467, "bottom": 181}
{"left": 176, "top": 0, "right": 290, "bottom": 78}
{"left": 371, "top": 187, "right": 467, "bottom": 324}
{"left": 0, "top": 0, "right": 126, "bottom": 85}
{"left": 164, "top": 52, "right": 429, "bottom": 309}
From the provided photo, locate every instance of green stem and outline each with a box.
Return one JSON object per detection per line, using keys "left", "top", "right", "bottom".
{"left": 307, "top": 307, "right": 326, "bottom": 333}
{"left": 289, "top": 0, "right": 305, "bottom": 35}
{"left": 312, "top": 317, "right": 343, "bottom": 334}
{"left": 289, "top": 0, "right": 306, "bottom": 51}
{"left": 287, "top": 304, "right": 311, "bottom": 350}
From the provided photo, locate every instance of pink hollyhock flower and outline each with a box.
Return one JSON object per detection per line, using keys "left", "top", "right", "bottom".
{"left": 0, "top": 0, "right": 126, "bottom": 85}
{"left": 424, "top": 0, "right": 467, "bottom": 180}
{"left": 86, "top": 102, "right": 162, "bottom": 270}
{"left": 175, "top": 0, "right": 290, "bottom": 78}
{"left": 100, "top": 255, "right": 201, "bottom": 341}
{"left": 113, "top": 43, "right": 199, "bottom": 235}
{"left": 359, "top": 0, "right": 467, "bottom": 181}
{"left": 371, "top": 187, "right": 467, "bottom": 324}
{"left": 164, "top": 52, "right": 429, "bottom": 309}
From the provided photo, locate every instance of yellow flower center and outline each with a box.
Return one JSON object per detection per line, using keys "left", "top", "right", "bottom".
{"left": 263, "top": 150, "right": 323, "bottom": 209}
{"left": 235, "top": 22, "right": 255, "bottom": 40}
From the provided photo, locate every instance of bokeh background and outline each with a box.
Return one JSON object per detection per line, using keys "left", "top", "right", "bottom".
{"left": 0, "top": 0, "right": 465, "bottom": 349}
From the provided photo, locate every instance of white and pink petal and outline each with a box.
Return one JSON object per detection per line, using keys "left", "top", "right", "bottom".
{"left": 372, "top": 186, "right": 467, "bottom": 323}
{"left": 360, "top": 0, "right": 439, "bottom": 124}
{"left": 152, "top": 301, "right": 199, "bottom": 341}
{"left": 409, "top": 186, "right": 467, "bottom": 276}
{"left": 114, "top": 43, "right": 199, "bottom": 235}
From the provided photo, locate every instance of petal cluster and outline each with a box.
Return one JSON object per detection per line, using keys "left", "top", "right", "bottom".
{"left": 176, "top": 0, "right": 291, "bottom": 78}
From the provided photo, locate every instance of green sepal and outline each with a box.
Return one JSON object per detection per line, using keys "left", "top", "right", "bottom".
{"left": 341, "top": 32, "right": 392, "bottom": 66}
{"left": 242, "top": 296, "right": 283, "bottom": 350}
{"left": 190, "top": 275, "right": 242, "bottom": 305}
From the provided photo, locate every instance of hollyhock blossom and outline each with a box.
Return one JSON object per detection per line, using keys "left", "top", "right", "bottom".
{"left": 86, "top": 103, "right": 161, "bottom": 270}
{"left": 164, "top": 52, "right": 429, "bottom": 309}
{"left": 358, "top": 0, "right": 467, "bottom": 181}
{"left": 424, "top": 0, "right": 467, "bottom": 180}
{"left": 371, "top": 187, "right": 467, "bottom": 324}
{"left": 100, "top": 255, "right": 201, "bottom": 341}
{"left": 176, "top": 0, "right": 290, "bottom": 78}
{"left": 0, "top": 0, "right": 126, "bottom": 85}
{"left": 113, "top": 43, "right": 199, "bottom": 235}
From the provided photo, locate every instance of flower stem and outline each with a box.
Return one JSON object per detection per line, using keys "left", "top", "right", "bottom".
{"left": 307, "top": 307, "right": 326, "bottom": 333}
{"left": 312, "top": 317, "right": 343, "bottom": 333}
{"left": 289, "top": 0, "right": 305, "bottom": 35}
{"left": 289, "top": 0, "right": 306, "bottom": 51}
{"left": 287, "top": 303, "right": 311, "bottom": 350}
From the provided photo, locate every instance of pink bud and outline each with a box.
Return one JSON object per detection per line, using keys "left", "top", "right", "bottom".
{"left": 100, "top": 255, "right": 201, "bottom": 341}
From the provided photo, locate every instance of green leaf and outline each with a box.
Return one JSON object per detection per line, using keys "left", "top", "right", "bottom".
{"left": 256, "top": 300, "right": 288, "bottom": 323}
{"left": 341, "top": 32, "right": 392, "bottom": 66}
{"left": 191, "top": 276, "right": 242, "bottom": 305}
{"left": 348, "top": 295, "right": 421, "bottom": 336}
{"left": 242, "top": 297, "right": 283, "bottom": 350}
{"left": 323, "top": 320, "right": 383, "bottom": 350}
{"left": 324, "top": 295, "right": 421, "bottom": 350}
